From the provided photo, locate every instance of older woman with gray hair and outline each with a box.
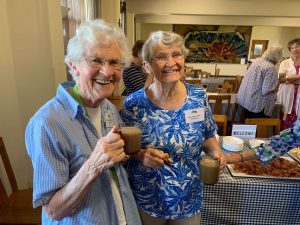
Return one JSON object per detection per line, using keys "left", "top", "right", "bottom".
{"left": 25, "top": 19, "right": 141, "bottom": 225}
{"left": 237, "top": 45, "right": 283, "bottom": 119}
{"left": 120, "top": 31, "right": 226, "bottom": 225}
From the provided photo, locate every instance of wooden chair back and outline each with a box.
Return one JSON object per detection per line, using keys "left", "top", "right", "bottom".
{"left": 195, "top": 83, "right": 208, "bottom": 89}
{"left": 208, "top": 95, "right": 231, "bottom": 116}
{"left": 0, "top": 180, "right": 8, "bottom": 210}
{"left": 199, "top": 70, "right": 211, "bottom": 78}
{"left": 0, "top": 137, "right": 41, "bottom": 224}
{"left": 213, "top": 114, "right": 228, "bottom": 136}
{"left": 208, "top": 95, "right": 231, "bottom": 135}
{"left": 245, "top": 118, "right": 281, "bottom": 138}
{"left": 223, "top": 79, "right": 237, "bottom": 92}
{"left": 231, "top": 102, "right": 245, "bottom": 124}
{"left": 184, "top": 66, "right": 193, "bottom": 74}
{"left": 235, "top": 75, "right": 244, "bottom": 92}
{"left": 185, "top": 79, "right": 202, "bottom": 86}
{"left": 0, "top": 137, "right": 18, "bottom": 200}
{"left": 213, "top": 83, "right": 233, "bottom": 93}
{"left": 108, "top": 96, "right": 125, "bottom": 111}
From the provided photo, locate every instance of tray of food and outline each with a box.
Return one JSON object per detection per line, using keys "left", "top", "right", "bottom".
{"left": 227, "top": 157, "right": 300, "bottom": 180}
{"left": 287, "top": 147, "right": 300, "bottom": 163}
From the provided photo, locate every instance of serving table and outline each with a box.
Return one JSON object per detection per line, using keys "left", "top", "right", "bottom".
{"left": 200, "top": 138, "right": 300, "bottom": 225}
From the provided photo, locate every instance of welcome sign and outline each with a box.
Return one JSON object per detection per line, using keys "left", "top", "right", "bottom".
{"left": 231, "top": 124, "right": 257, "bottom": 140}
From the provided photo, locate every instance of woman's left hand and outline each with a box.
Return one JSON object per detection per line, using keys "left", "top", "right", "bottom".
{"left": 203, "top": 136, "right": 227, "bottom": 172}
{"left": 214, "top": 153, "right": 227, "bottom": 172}
{"left": 134, "top": 148, "right": 171, "bottom": 169}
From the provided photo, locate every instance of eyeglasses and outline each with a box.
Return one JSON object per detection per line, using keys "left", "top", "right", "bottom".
{"left": 83, "top": 56, "right": 125, "bottom": 70}
{"left": 151, "top": 52, "right": 184, "bottom": 64}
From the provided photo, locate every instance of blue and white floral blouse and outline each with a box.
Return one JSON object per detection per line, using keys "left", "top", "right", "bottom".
{"left": 120, "top": 83, "right": 217, "bottom": 219}
{"left": 253, "top": 118, "right": 300, "bottom": 164}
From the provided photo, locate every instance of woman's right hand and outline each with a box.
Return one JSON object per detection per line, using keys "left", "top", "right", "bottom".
{"left": 87, "top": 126, "right": 125, "bottom": 174}
{"left": 134, "top": 148, "right": 172, "bottom": 169}
{"left": 286, "top": 74, "right": 300, "bottom": 84}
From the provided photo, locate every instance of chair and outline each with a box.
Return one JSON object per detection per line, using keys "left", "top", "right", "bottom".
{"left": 213, "top": 83, "right": 233, "bottom": 93}
{"left": 208, "top": 95, "right": 231, "bottom": 136}
{"left": 0, "top": 137, "right": 41, "bottom": 224}
{"left": 231, "top": 102, "right": 245, "bottom": 124}
{"left": 108, "top": 95, "right": 125, "bottom": 111}
{"left": 185, "top": 79, "right": 202, "bottom": 85}
{"left": 201, "top": 71, "right": 211, "bottom": 78}
{"left": 245, "top": 118, "right": 281, "bottom": 138}
{"left": 223, "top": 79, "right": 237, "bottom": 93}
{"left": 235, "top": 75, "right": 244, "bottom": 92}
{"left": 184, "top": 66, "right": 193, "bottom": 78}
{"left": 195, "top": 83, "right": 208, "bottom": 89}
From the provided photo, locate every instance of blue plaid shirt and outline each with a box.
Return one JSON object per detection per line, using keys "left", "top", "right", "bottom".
{"left": 237, "top": 58, "right": 278, "bottom": 116}
{"left": 25, "top": 82, "right": 141, "bottom": 225}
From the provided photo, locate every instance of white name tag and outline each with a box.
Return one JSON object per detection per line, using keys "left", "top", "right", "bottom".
{"left": 185, "top": 108, "right": 204, "bottom": 124}
{"left": 105, "top": 112, "right": 114, "bottom": 128}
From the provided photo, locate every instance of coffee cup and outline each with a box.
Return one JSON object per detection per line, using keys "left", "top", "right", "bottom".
{"left": 119, "top": 122, "right": 141, "bottom": 155}
{"left": 199, "top": 155, "right": 220, "bottom": 185}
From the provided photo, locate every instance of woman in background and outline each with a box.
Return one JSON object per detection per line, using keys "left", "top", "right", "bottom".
{"left": 277, "top": 38, "right": 300, "bottom": 130}
{"left": 122, "top": 40, "right": 153, "bottom": 95}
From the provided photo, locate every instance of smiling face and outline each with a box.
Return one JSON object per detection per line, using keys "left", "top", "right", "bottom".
{"left": 290, "top": 43, "right": 300, "bottom": 59}
{"left": 72, "top": 39, "right": 122, "bottom": 107}
{"left": 148, "top": 45, "right": 185, "bottom": 84}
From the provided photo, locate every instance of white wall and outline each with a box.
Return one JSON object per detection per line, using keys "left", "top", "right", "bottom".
{"left": 126, "top": 0, "right": 300, "bottom": 17}
{"left": 101, "top": 0, "right": 120, "bottom": 25}
{"left": 126, "top": 0, "right": 300, "bottom": 76}
{"left": 0, "top": 0, "right": 65, "bottom": 192}
{"left": 139, "top": 23, "right": 173, "bottom": 40}
{"left": 251, "top": 26, "right": 300, "bottom": 58}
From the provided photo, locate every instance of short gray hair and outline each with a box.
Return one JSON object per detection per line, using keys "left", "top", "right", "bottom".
{"left": 262, "top": 45, "right": 283, "bottom": 63}
{"left": 142, "top": 31, "right": 189, "bottom": 62}
{"left": 65, "top": 19, "right": 131, "bottom": 81}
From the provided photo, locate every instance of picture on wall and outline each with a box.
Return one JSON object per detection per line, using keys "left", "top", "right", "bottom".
{"left": 174, "top": 25, "right": 251, "bottom": 64}
{"left": 250, "top": 40, "right": 269, "bottom": 59}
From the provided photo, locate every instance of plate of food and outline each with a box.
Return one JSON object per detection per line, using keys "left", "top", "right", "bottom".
{"left": 227, "top": 157, "right": 300, "bottom": 180}
{"left": 287, "top": 147, "right": 300, "bottom": 163}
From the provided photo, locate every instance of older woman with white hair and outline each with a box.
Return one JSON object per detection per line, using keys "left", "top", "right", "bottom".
{"left": 237, "top": 45, "right": 283, "bottom": 119}
{"left": 25, "top": 19, "right": 141, "bottom": 225}
{"left": 120, "top": 31, "right": 226, "bottom": 225}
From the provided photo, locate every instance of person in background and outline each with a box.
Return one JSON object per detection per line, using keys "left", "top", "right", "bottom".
{"left": 237, "top": 45, "right": 283, "bottom": 120}
{"left": 122, "top": 40, "right": 153, "bottom": 95}
{"left": 277, "top": 38, "right": 300, "bottom": 130}
{"left": 225, "top": 118, "right": 300, "bottom": 164}
{"left": 25, "top": 19, "right": 141, "bottom": 225}
{"left": 120, "top": 31, "right": 226, "bottom": 225}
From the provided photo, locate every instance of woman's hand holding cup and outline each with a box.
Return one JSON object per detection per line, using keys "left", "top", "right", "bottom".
{"left": 87, "top": 126, "right": 125, "bottom": 174}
